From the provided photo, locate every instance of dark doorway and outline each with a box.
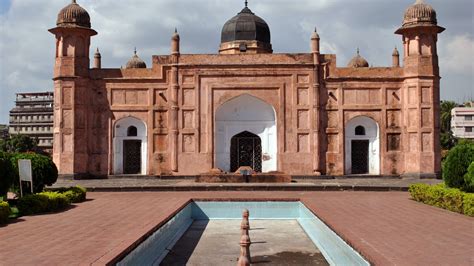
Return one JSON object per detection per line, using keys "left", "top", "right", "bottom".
{"left": 123, "top": 140, "right": 141, "bottom": 174}
{"left": 230, "top": 131, "right": 262, "bottom": 172}
{"left": 351, "top": 140, "right": 369, "bottom": 174}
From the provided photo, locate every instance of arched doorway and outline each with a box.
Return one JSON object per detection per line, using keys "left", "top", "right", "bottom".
{"left": 345, "top": 116, "right": 380, "bottom": 175}
{"left": 113, "top": 117, "right": 147, "bottom": 175}
{"left": 215, "top": 94, "right": 277, "bottom": 173}
{"left": 230, "top": 131, "right": 262, "bottom": 172}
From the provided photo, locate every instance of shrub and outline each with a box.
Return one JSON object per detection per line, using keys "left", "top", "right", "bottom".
{"left": 464, "top": 162, "right": 474, "bottom": 193}
{"left": 0, "top": 201, "right": 11, "bottom": 224}
{"left": 50, "top": 186, "right": 87, "bottom": 203}
{"left": 17, "top": 194, "right": 49, "bottom": 215}
{"left": 17, "top": 192, "right": 70, "bottom": 215}
{"left": 463, "top": 193, "right": 474, "bottom": 217}
{"left": 9, "top": 153, "right": 58, "bottom": 193}
{"left": 442, "top": 142, "right": 474, "bottom": 189}
{"left": 0, "top": 152, "right": 15, "bottom": 197}
{"left": 409, "top": 183, "right": 473, "bottom": 217}
{"left": 38, "top": 192, "right": 70, "bottom": 211}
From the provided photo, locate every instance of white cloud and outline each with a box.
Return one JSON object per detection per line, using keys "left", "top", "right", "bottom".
{"left": 440, "top": 34, "right": 474, "bottom": 75}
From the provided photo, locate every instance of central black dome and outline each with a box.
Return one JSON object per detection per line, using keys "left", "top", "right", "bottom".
{"left": 221, "top": 5, "right": 271, "bottom": 44}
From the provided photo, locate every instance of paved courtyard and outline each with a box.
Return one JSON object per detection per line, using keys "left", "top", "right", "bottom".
{"left": 1, "top": 191, "right": 472, "bottom": 265}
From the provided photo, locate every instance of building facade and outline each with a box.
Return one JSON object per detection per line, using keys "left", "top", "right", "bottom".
{"left": 50, "top": 0, "right": 443, "bottom": 178}
{"left": 9, "top": 92, "right": 54, "bottom": 151}
{"left": 451, "top": 106, "right": 474, "bottom": 139}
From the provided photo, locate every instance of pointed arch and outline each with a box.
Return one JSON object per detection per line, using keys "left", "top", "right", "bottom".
{"left": 113, "top": 116, "right": 147, "bottom": 175}
{"left": 345, "top": 116, "right": 380, "bottom": 175}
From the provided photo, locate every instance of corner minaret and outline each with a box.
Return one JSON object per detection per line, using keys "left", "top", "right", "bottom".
{"left": 395, "top": 0, "right": 444, "bottom": 177}
{"left": 49, "top": 0, "right": 97, "bottom": 77}
{"left": 49, "top": 0, "right": 97, "bottom": 176}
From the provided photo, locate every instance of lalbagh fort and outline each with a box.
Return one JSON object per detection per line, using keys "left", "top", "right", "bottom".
{"left": 49, "top": 0, "right": 445, "bottom": 179}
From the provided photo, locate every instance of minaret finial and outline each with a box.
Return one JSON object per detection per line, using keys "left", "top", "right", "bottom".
{"left": 174, "top": 27, "right": 178, "bottom": 34}
{"left": 357, "top": 47, "right": 360, "bottom": 55}
{"left": 72, "top": 0, "right": 76, "bottom": 3}
{"left": 314, "top": 27, "right": 317, "bottom": 33}
{"left": 96, "top": 47, "right": 99, "bottom": 53}
{"left": 134, "top": 47, "right": 137, "bottom": 55}
{"left": 245, "top": 0, "right": 248, "bottom": 7}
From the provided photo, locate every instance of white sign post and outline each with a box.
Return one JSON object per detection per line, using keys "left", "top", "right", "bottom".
{"left": 18, "top": 159, "right": 33, "bottom": 197}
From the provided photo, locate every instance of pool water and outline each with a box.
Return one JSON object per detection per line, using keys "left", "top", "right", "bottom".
{"left": 117, "top": 201, "right": 369, "bottom": 266}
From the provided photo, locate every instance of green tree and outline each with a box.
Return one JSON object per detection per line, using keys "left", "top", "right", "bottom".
{"left": 440, "top": 101, "right": 457, "bottom": 133}
{"left": 0, "top": 134, "right": 38, "bottom": 153}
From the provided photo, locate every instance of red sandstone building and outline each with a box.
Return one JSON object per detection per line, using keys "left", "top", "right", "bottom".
{"left": 50, "top": 0, "right": 443, "bottom": 178}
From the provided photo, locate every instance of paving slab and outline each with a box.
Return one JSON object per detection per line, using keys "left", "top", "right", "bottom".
{"left": 1, "top": 191, "right": 472, "bottom": 266}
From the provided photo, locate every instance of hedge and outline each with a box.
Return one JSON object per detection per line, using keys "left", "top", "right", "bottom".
{"left": 18, "top": 192, "right": 70, "bottom": 215}
{"left": 9, "top": 153, "right": 58, "bottom": 193}
{"left": 0, "top": 201, "right": 11, "bottom": 224}
{"left": 0, "top": 152, "right": 15, "bottom": 197}
{"left": 48, "top": 186, "right": 87, "bottom": 203}
{"left": 409, "top": 183, "right": 474, "bottom": 217}
{"left": 17, "top": 187, "right": 86, "bottom": 216}
{"left": 442, "top": 141, "right": 474, "bottom": 190}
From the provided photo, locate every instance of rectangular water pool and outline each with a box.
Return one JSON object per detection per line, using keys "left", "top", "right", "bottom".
{"left": 117, "top": 201, "right": 369, "bottom": 266}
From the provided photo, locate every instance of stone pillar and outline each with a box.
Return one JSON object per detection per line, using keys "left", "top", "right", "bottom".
{"left": 170, "top": 29, "right": 180, "bottom": 172}
{"left": 237, "top": 235, "right": 251, "bottom": 266}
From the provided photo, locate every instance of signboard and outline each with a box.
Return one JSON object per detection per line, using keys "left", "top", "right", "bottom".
{"left": 18, "top": 159, "right": 33, "bottom": 197}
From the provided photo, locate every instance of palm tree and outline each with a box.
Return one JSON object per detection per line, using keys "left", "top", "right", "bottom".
{"left": 440, "top": 101, "right": 457, "bottom": 133}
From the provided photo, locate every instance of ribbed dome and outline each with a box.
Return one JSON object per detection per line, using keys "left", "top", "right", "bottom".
{"left": 221, "top": 4, "right": 271, "bottom": 44}
{"left": 126, "top": 50, "right": 147, "bottom": 69}
{"left": 57, "top": 0, "right": 91, "bottom": 28}
{"left": 403, "top": 0, "right": 437, "bottom": 27}
{"left": 348, "top": 49, "right": 369, "bottom": 68}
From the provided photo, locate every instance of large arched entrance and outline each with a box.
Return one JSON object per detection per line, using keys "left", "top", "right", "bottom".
{"left": 113, "top": 117, "right": 147, "bottom": 175}
{"left": 216, "top": 94, "right": 277, "bottom": 173}
{"left": 345, "top": 116, "right": 380, "bottom": 175}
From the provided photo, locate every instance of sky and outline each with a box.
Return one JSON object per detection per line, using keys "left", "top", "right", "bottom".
{"left": 0, "top": 0, "right": 473, "bottom": 124}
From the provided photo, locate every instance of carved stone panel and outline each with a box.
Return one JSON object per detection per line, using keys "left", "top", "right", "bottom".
{"left": 154, "top": 89, "right": 168, "bottom": 106}
{"left": 183, "top": 88, "right": 195, "bottom": 106}
{"left": 343, "top": 89, "right": 381, "bottom": 105}
{"left": 408, "top": 108, "right": 418, "bottom": 128}
{"left": 422, "top": 133, "right": 432, "bottom": 152}
{"left": 421, "top": 108, "right": 432, "bottom": 128}
{"left": 421, "top": 87, "right": 431, "bottom": 104}
{"left": 297, "top": 110, "right": 309, "bottom": 130}
{"left": 183, "top": 110, "right": 195, "bottom": 129}
{"left": 297, "top": 88, "right": 309, "bottom": 105}
{"left": 62, "top": 110, "right": 73, "bottom": 129}
{"left": 111, "top": 90, "right": 125, "bottom": 105}
{"left": 297, "top": 134, "right": 309, "bottom": 153}
{"left": 386, "top": 88, "right": 401, "bottom": 105}
{"left": 183, "top": 134, "right": 195, "bottom": 153}
{"left": 62, "top": 87, "right": 72, "bottom": 105}
{"left": 154, "top": 111, "right": 168, "bottom": 129}
{"left": 409, "top": 133, "right": 418, "bottom": 151}
{"left": 297, "top": 75, "right": 309, "bottom": 84}
{"left": 387, "top": 134, "right": 401, "bottom": 151}
{"left": 408, "top": 86, "right": 418, "bottom": 105}
{"left": 182, "top": 75, "right": 194, "bottom": 84}
{"left": 62, "top": 133, "right": 73, "bottom": 152}
{"left": 387, "top": 110, "right": 401, "bottom": 128}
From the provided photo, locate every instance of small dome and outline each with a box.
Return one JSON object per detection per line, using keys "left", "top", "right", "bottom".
{"left": 56, "top": 0, "right": 91, "bottom": 28}
{"left": 126, "top": 49, "right": 147, "bottom": 69}
{"left": 348, "top": 49, "right": 369, "bottom": 68}
{"left": 221, "top": 3, "right": 271, "bottom": 44}
{"left": 403, "top": 0, "right": 437, "bottom": 27}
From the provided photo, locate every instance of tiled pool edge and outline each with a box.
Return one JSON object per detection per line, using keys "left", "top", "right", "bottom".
{"left": 114, "top": 199, "right": 370, "bottom": 266}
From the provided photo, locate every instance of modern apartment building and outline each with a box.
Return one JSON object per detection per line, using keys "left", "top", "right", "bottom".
{"left": 9, "top": 92, "right": 54, "bottom": 151}
{"left": 451, "top": 105, "right": 474, "bottom": 139}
